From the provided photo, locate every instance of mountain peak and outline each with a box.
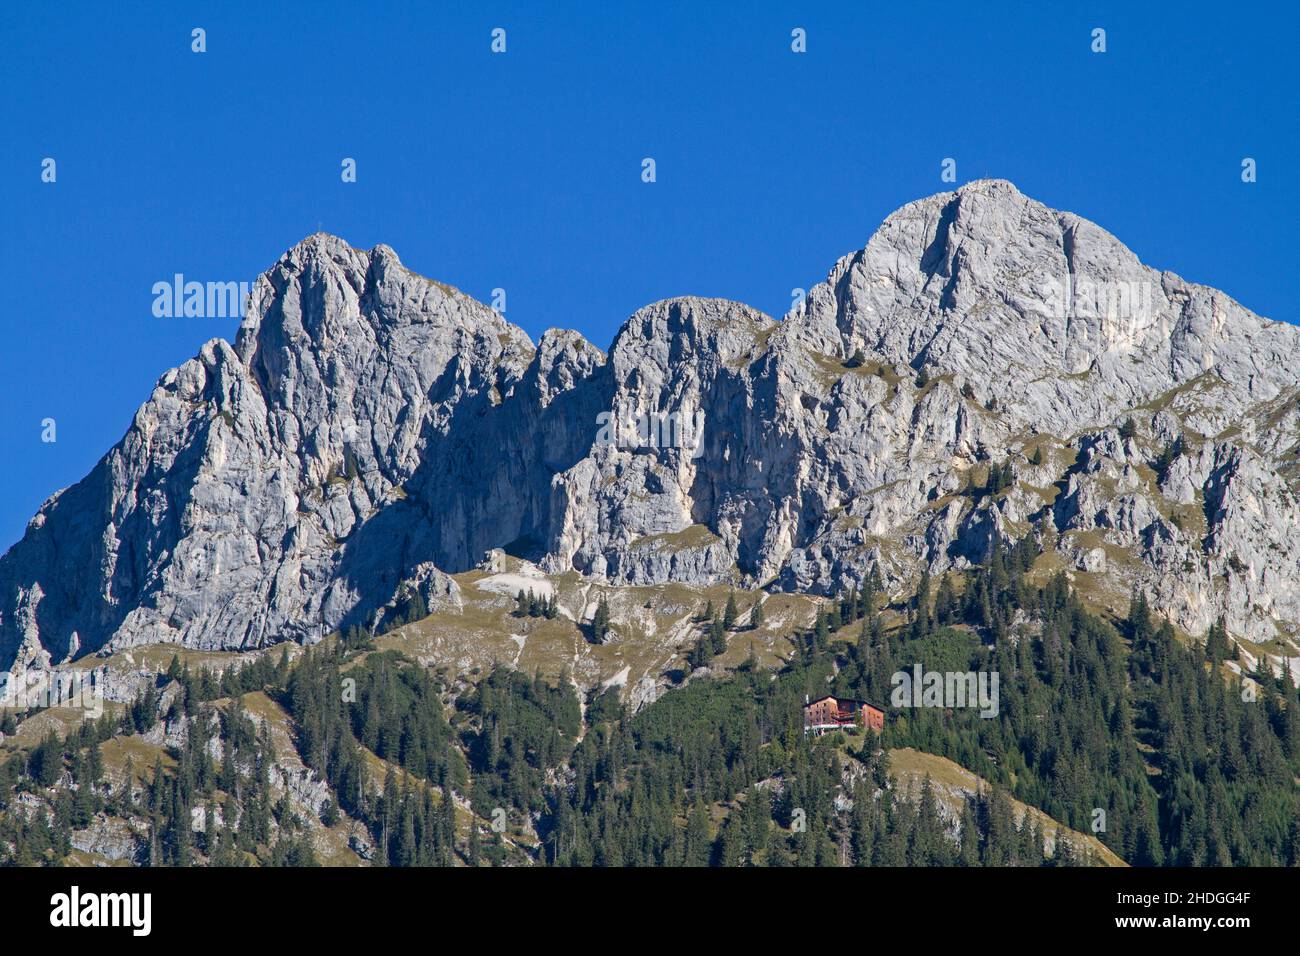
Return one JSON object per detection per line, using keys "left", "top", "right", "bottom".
{"left": 791, "top": 179, "right": 1300, "bottom": 435}
{"left": 3, "top": 184, "right": 1298, "bottom": 674}
{"left": 951, "top": 176, "right": 1025, "bottom": 198}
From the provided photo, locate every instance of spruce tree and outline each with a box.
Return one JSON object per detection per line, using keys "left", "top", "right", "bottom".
{"left": 814, "top": 610, "right": 829, "bottom": 651}
{"left": 723, "top": 592, "right": 738, "bottom": 631}
{"left": 1153, "top": 437, "right": 1179, "bottom": 481}
{"left": 684, "top": 803, "right": 711, "bottom": 867}
{"left": 1205, "top": 616, "right": 1230, "bottom": 663}
{"left": 709, "top": 617, "right": 727, "bottom": 656}
{"left": 935, "top": 574, "right": 957, "bottom": 625}
{"left": 593, "top": 597, "right": 611, "bottom": 643}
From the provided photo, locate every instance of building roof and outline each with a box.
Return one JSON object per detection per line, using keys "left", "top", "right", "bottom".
{"left": 805, "top": 694, "right": 885, "bottom": 712}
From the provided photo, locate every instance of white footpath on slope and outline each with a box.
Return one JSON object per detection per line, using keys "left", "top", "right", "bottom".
{"left": 602, "top": 666, "right": 630, "bottom": 690}
{"left": 476, "top": 573, "right": 554, "bottom": 601}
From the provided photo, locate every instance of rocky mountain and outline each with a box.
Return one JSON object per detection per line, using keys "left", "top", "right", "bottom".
{"left": 3, "top": 179, "right": 1298, "bottom": 674}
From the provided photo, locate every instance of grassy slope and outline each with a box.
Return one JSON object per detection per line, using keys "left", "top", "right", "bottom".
{"left": 887, "top": 747, "right": 1126, "bottom": 867}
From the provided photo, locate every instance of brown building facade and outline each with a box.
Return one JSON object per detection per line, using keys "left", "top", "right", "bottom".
{"left": 803, "top": 695, "right": 885, "bottom": 735}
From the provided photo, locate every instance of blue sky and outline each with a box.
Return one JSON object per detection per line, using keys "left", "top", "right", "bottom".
{"left": 0, "top": 1, "right": 1295, "bottom": 552}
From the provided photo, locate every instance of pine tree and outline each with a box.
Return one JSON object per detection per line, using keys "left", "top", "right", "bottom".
{"left": 814, "top": 610, "right": 829, "bottom": 651}
{"left": 684, "top": 803, "right": 712, "bottom": 866}
{"left": 957, "top": 801, "right": 979, "bottom": 866}
{"left": 723, "top": 592, "right": 738, "bottom": 631}
{"left": 1153, "top": 437, "right": 1179, "bottom": 481}
{"left": 841, "top": 586, "right": 858, "bottom": 623}
{"left": 709, "top": 617, "right": 727, "bottom": 656}
{"left": 765, "top": 825, "right": 790, "bottom": 866}
{"left": 440, "top": 785, "right": 457, "bottom": 866}
{"left": 31, "top": 731, "right": 63, "bottom": 788}
{"left": 408, "top": 590, "right": 427, "bottom": 622}
{"left": 984, "top": 460, "right": 1014, "bottom": 496}
{"left": 592, "top": 597, "right": 611, "bottom": 643}
{"left": 718, "top": 816, "right": 744, "bottom": 866}
{"left": 858, "top": 576, "right": 874, "bottom": 618}
{"left": 935, "top": 574, "right": 957, "bottom": 625}
{"left": 1205, "top": 616, "right": 1230, "bottom": 663}
{"left": 692, "top": 636, "right": 714, "bottom": 669}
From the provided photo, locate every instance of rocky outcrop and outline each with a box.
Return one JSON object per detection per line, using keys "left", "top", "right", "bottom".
{"left": 0, "top": 237, "right": 539, "bottom": 665}
{"left": 3, "top": 180, "right": 1298, "bottom": 670}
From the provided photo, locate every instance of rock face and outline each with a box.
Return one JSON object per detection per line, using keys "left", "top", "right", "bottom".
{"left": 3, "top": 180, "right": 1299, "bottom": 670}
